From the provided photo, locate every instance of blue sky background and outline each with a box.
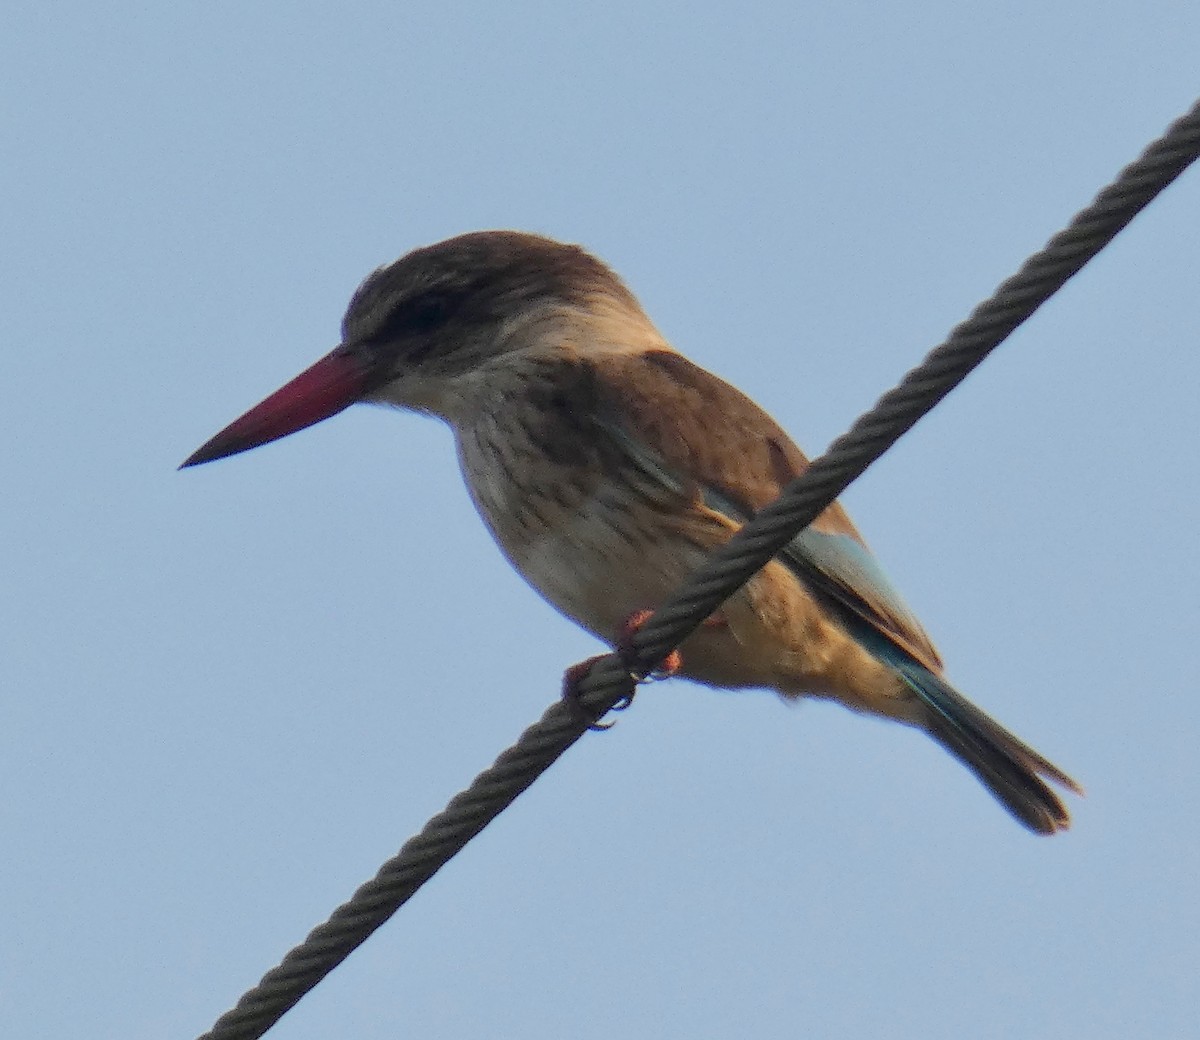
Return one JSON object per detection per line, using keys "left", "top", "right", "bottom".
{"left": 3, "top": 4, "right": 1199, "bottom": 1038}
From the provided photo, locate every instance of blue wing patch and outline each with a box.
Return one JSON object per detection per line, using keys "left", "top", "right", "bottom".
{"left": 700, "top": 487, "right": 941, "bottom": 672}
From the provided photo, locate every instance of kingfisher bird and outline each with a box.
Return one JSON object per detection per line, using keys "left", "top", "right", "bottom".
{"left": 182, "top": 230, "right": 1081, "bottom": 834}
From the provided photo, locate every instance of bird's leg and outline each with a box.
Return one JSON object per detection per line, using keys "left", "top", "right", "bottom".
{"left": 617, "top": 609, "right": 682, "bottom": 683}
{"left": 560, "top": 654, "right": 619, "bottom": 730}
{"left": 561, "top": 609, "right": 724, "bottom": 729}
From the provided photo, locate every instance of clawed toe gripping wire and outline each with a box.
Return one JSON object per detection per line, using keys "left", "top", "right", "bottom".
{"left": 197, "top": 99, "right": 1200, "bottom": 1040}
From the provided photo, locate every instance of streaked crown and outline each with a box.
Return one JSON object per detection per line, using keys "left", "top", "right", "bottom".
{"left": 344, "top": 232, "right": 637, "bottom": 368}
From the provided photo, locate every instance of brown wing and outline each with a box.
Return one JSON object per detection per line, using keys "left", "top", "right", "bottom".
{"left": 589, "top": 348, "right": 944, "bottom": 672}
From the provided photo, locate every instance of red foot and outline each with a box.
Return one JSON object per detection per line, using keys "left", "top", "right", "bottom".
{"left": 618, "top": 608, "right": 724, "bottom": 678}
{"left": 619, "top": 609, "right": 682, "bottom": 680}
{"left": 561, "top": 654, "right": 629, "bottom": 731}
{"left": 561, "top": 655, "right": 607, "bottom": 700}
{"left": 560, "top": 608, "right": 689, "bottom": 730}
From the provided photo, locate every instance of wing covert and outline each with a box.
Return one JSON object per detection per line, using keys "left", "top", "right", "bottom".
{"left": 588, "top": 348, "right": 943, "bottom": 672}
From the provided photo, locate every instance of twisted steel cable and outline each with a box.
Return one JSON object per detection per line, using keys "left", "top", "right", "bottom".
{"left": 198, "top": 98, "right": 1200, "bottom": 1040}
{"left": 625, "top": 99, "right": 1200, "bottom": 674}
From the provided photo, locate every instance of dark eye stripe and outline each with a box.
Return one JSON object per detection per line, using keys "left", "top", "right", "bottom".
{"left": 373, "top": 291, "right": 457, "bottom": 343}
{"left": 410, "top": 296, "right": 451, "bottom": 332}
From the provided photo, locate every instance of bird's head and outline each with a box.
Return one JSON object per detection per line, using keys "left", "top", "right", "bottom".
{"left": 180, "top": 230, "right": 646, "bottom": 468}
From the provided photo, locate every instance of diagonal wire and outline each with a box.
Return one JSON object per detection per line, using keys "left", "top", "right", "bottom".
{"left": 197, "top": 97, "right": 1200, "bottom": 1040}
{"left": 624, "top": 99, "right": 1200, "bottom": 674}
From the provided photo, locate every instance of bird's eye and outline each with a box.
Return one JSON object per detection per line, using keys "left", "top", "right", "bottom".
{"left": 410, "top": 294, "right": 451, "bottom": 333}
{"left": 372, "top": 292, "right": 456, "bottom": 346}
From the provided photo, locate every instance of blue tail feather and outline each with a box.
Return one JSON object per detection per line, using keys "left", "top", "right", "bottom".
{"left": 895, "top": 660, "right": 1078, "bottom": 834}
